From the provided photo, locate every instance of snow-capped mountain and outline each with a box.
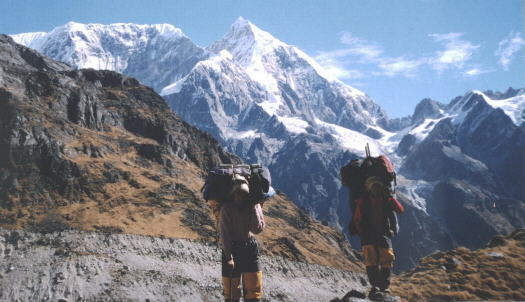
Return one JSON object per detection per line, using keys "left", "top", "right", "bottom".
{"left": 12, "top": 22, "right": 208, "bottom": 91}
{"left": 163, "top": 17, "right": 396, "bottom": 234}
{"left": 207, "top": 17, "right": 388, "bottom": 134}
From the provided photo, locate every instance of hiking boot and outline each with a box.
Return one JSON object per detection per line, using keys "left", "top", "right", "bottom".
{"left": 369, "top": 290, "right": 387, "bottom": 301}
{"left": 368, "top": 286, "right": 380, "bottom": 300}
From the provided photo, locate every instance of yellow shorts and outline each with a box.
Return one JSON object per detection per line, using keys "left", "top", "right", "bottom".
{"left": 362, "top": 245, "right": 395, "bottom": 268}
{"left": 223, "top": 271, "right": 263, "bottom": 300}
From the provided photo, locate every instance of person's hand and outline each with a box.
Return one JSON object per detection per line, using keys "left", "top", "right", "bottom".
{"left": 227, "top": 259, "right": 235, "bottom": 271}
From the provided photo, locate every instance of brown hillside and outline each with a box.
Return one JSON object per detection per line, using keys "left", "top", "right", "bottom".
{"left": 0, "top": 34, "right": 362, "bottom": 273}
{"left": 391, "top": 229, "right": 525, "bottom": 302}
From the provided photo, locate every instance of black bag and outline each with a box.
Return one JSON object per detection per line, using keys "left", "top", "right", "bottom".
{"left": 340, "top": 159, "right": 365, "bottom": 212}
{"left": 247, "top": 164, "right": 271, "bottom": 204}
{"left": 202, "top": 164, "right": 271, "bottom": 204}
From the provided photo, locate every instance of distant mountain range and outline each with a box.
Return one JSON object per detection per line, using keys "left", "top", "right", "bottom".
{"left": 11, "top": 18, "right": 525, "bottom": 271}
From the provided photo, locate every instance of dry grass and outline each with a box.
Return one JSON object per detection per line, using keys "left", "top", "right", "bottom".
{"left": 2, "top": 116, "right": 361, "bottom": 272}
{"left": 391, "top": 230, "right": 525, "bottom": 302}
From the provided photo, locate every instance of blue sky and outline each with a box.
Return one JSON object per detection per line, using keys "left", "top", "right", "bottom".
{"left": 1, "top": 0, "right": 523, "bottom": 117}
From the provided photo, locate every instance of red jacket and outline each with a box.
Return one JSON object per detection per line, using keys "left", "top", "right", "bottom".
{"left": 350, "top": 196, "right": 404, "bottom": 236}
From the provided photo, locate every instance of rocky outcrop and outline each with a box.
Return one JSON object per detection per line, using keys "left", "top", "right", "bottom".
{"left": 411, "top": 98, "right": 444, "bottom": 125}
{"left": 392, "top": 193, "right": 454, "bottom": 272}
{"left": 0, "top": 34, "right": 238, "bottom": 228}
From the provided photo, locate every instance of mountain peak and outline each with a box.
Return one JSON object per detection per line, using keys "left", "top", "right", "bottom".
{"left": 229, "top": 17, "right": 273, "bottom": 42}
{"left": 231, "top": 16, "right": 251, "bottom": 29}
{"left": 209, "top": 17, "right": 284, "bottom": 59}
{"left": 411, "top": 98, "right": 444, "bottom": 125}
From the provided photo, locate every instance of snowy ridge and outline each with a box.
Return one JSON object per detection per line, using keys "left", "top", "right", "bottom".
{"left": 485, "top": 92, "right": 525, "bottom": 126}
{"left": 13, "top": 22, "right": 184, "bottom": 71}
{"left": 11, "top": 32, "right": 47, "bottom": 49}
{"left": 11, "top": 22, "right": 207, "bottom": 92}
{"left": 209, "top": 17, "right": 285, "bottom": 100}
{"left": 208, "top": 17, "right": 381, "bottom": 129}
{"left": 392, "top": 89, "right": 524, "bottom": 148}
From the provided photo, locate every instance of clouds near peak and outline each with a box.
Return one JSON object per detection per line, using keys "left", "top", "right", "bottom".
{"left": 314, "top": 31, "right": 495, "bottom": 81}
{"left": 495, "top": 32, "right": 524, "bottom": 71}
{"left": 428, "top": 32, "right": 479, "bottom": 72}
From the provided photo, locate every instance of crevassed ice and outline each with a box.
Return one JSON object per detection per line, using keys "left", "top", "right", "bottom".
{"left": 315, "top": 118, "right": 385, "bottom": 156}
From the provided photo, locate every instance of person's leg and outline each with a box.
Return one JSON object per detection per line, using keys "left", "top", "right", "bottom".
{"left": 362, "top": 245, "right": 380, "bottom": 291}
{"left": 242, "top": 271, "right": 263, "bottom": 302}
{"left": 241, "top": 238, "right": 263, "bottom": 302}
{"left": 362, "top": 244, "right": 379, "bottom": 287}
{"left": 222, "top": 251, "right": 241, "bottom": 302}
{"left": 378, "top": 247, "right": 395, "bottom": 292}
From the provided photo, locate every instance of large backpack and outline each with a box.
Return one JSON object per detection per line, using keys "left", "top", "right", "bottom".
{"left": 202, "top": 164, "right": 273, "bottom": 204}
{"left": 340, "top": 144, "right": 397, "bottom": 211}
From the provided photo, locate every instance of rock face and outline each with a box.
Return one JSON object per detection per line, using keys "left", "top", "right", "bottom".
{"left": 410, "top": 98, "right": 444, "bottom": 125}
{"left": 0, "top": 228, "right": 367, "bottom": 302}
{"left": 0, "top": 34, "right": 238, "bottom": 232}
{"left": 399, "top": 91, "right": 525, "bottom": 256}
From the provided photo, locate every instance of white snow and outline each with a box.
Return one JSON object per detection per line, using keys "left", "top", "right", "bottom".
{"left": 278, "top": 116, "right": 310, "bottom": 134}
{"left": 221, "top": 126, "right": 261, "bottom": 140}
{"left": 11, "top": 32, "right": 47, "bottom": 49}
{"left": 11, "top": 22, "right": 186, "bottom": 73}
{"left": 315, "top": 119, "right": 385, "bottom": 156}
{"left": 485, "top": 92, "right": 525, "bottom": 126}
{"left": 160, "top": 77, "right": 186, "bottom": 95}
{"left": 448, "top": 90, "right": 525, "bottom": 126}
{"left": 208, "top": 17, "right": 370, "bottom": 120}
{"left": 396, "top": 179, "right": 435, "bottom": 213}
{"left": 194, "top": 50, "right": 233, "bottom": 73}
{"left": 409, "top": 116, "right": 449, "bottom": 140}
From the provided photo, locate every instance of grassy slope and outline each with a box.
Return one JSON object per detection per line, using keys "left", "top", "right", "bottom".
{"left": 391, "top": 229, "right": 525, "bottom": 301}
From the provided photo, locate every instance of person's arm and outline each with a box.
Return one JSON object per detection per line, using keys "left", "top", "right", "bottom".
{"left": 351, "top": 198, "right": 364, "bottom": 236}
{"left": 387, "top": 210, "right": 399, "bottom": 237}
{"left": 389, "top": 197, "right": 404, "bottom": 213}
{"left": 220, "top": 205, "right": 233, "bottom": 260}
{"left": 209, "top": 200, "right": 221, "bottom": 222}
{"left": 249, "top": 203, "right": 265, "bottom": 234}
